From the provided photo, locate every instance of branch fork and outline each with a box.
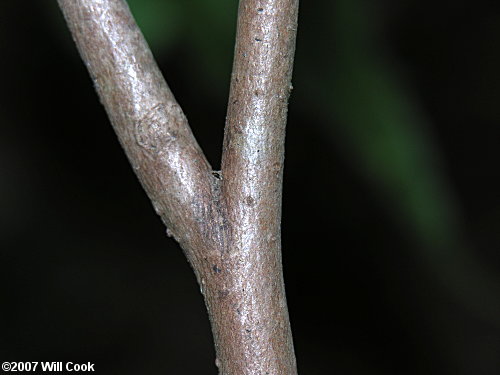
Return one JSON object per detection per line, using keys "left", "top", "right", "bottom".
{"left": 57, "top": 0, "right": 299, "bottom": 373}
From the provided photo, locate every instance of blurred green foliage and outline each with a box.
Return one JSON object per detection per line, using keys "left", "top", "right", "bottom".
{"left": 326, "top": 0, "right": 500, "bottom": 323}
{"left": 128, "top": 0, "right": 184, "bottom": 50}
{"left": 128, "top": 0, "right": 237, "bottom": 82}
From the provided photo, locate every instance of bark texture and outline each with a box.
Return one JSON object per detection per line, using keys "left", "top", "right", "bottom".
{"left": 57, "top": 0, "right": 299, "bottom": 374}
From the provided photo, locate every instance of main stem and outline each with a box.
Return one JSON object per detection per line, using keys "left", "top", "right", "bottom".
{"left": 57, "top": 0, "right": 299, "bottom": 373}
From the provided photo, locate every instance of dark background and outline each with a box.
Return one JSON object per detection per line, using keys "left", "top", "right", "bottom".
{"left": 1, "top": 0, "right": 500, "bottom": 374}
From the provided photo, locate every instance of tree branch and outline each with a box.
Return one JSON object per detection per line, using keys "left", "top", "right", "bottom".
{"left": 212, "top": 0, "right": 300, "bottom": 373}
{"left": 57, "top": 0, "right": 221, "bottom": 260}
{"left": 57, "top": 0, "right": 299, "bottom": 373}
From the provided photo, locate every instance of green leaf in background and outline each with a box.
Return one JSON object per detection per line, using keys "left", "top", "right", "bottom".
{"left": 308, "top": 0, "right": 500, "bottom": 324}
{"left": 128, "top": 0, "right": 184, "bottom": 51}
{"left": 128, "top": 0, "right": 237, "bottom": 86}
{"left": 186, "top": 0, "right": 238, "bottom": 84}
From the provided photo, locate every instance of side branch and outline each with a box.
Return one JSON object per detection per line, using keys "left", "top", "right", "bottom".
{"left": 207, "top": 0, "right": 299, "bottom": 374}
{"left": 57, "top": 0, "right": 215, "bottom": 254}
{"left": 222, "top": 0, "right": 298, "bottom": 204}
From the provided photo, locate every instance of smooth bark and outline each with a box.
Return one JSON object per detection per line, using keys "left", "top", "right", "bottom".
{"left": 57, "top": 0, "right": 299, "bottom": 373}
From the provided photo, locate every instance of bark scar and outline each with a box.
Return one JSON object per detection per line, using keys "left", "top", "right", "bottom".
{"left": 135, "top": 102, "right": 181, "bottom": 153}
